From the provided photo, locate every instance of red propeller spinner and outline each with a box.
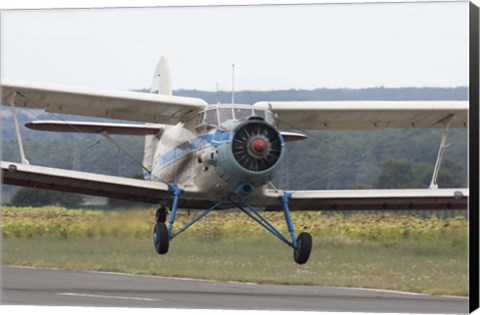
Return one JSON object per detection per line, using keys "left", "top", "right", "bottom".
{"left": 252, "top": 138, "right": 267, "bottom": 153}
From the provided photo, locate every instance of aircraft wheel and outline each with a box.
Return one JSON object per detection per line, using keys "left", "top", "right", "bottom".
{"left": 293, "top": 232, "right": 312, "bottom": 264}
{"left": 155, "top": 206, "right": 167, "bottom": 223}
{"left": 153, "top": 222, "right": 169, "bottom": 254}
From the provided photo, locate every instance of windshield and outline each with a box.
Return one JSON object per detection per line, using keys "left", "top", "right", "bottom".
{"left": 254, "top": 109, "right": 266, "bottom": 120}
{"left": 234, "top": 108, "right": 253, "bottom": 121}
{"left": 219, "top": 108, "right": 234, "bottom": 123}
{"left": 196, "top": 106, "right": 275, "bottom": 130}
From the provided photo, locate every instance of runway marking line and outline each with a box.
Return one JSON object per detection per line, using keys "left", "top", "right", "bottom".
{"left": 57, "top": 292, "right": 163, "bottom": 302}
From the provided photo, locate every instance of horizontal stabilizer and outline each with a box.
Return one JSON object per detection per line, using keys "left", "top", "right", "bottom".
{"left": 26, "top": 120, "right": 164, "bottom": 135}
{"left": 280, "top": 131, "right": 307, "bottom": 142}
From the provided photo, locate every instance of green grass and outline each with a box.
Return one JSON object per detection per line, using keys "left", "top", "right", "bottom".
{"left": 2, "top": 235, "right": 468, "bottom": 296}
{"left": 1, "top": 206, "right": 469, "bottom": 296}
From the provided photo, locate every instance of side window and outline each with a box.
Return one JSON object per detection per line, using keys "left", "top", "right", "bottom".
{"left": 265, "top": 111, "right": 274, "bottom": 124}
{"left": 196, "top": 111, "right": 204, "bottom": 125}
{"left": 205, "top": 108, "right": 219, "bottom": 126}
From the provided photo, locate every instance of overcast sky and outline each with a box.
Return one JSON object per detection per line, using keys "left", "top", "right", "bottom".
{"left": 1, "top": 2, "right": 469, "bottom": 92}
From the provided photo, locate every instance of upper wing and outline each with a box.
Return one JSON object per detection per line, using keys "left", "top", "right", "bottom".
{"left": 1, "top": 161, "right": 212, "bottom": 208}
{"left": 254, "top": 101, "right": 468, "bottom": 130}
{"left": 1, "top": 80, "right": 208, "bottom": 124}
{"left": 259, "top": 188, "right": 468, "bottom": 211}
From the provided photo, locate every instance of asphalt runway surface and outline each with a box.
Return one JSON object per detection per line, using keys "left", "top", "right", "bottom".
{"left": 1, "top": 266, "right": 469, "bottom": 313}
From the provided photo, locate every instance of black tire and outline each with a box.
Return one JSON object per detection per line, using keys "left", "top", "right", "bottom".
{"left": 153, "top": 222, "right": 169, "bottom": 254}
{"left": 155, "top": 206, "right": 167, "bottom": 223}
{"left": 294, "top": 232, "right": 312, "bottom": 264}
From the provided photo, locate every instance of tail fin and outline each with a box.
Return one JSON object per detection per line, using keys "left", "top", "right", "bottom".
{"left": 150, "top": 56, "right": 172, "bottom": 95}
{"left": 143, "top": 56, "right": 172, "bottom": 179}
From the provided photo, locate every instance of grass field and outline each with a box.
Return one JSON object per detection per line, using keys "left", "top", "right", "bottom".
{"left": 1, "top": 206, "right": 469, "bottom": 296}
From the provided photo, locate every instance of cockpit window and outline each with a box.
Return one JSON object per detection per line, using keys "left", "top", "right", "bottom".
{"left": 196, "top": 106, "right": 275, "bottom": 133}
{"left": 265, "top": 111, "right": 274, "bottom": 124}
{"left": 219, "top": 108, "right": 233, "bottom": 123}
{"left": 253, "top": 109, "right": 266, "bottom": 120}
{"left": 234, "top": 108, "right": 253, "bottom": 121}
{"left": 205, "top": 109, "right": 218, "bottom": 126}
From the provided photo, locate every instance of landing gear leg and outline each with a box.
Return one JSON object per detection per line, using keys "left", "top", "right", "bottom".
{"left": 153, "top": 185, "right": 182, "bottom": 255}
{"left": 279, "top": 192, "right": 312, "bottom": 265}
{"left": 232, "top": 191, "right": 312, "bottom": 265}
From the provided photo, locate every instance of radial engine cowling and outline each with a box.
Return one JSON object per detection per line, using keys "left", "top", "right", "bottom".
{"left": 214, "top": 120, "right": 284, "bottom": 188}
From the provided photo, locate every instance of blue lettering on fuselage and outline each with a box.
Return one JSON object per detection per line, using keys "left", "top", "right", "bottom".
{"left": 156, "top": 132, "right": 233, "bottom": 171}
{"left": 212, "top": 129, "right": 232, "bottom": 144}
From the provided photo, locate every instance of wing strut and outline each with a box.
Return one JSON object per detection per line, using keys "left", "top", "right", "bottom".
{"left": 429, "top": 114, "right": 455, "bottom": 189}
{"left": 9, "top": 92, "right": 29, "bottom": 165}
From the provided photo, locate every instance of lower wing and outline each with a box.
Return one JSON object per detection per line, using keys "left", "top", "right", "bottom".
{"left": 1, "top": 161, "right": 211, "bottom": 208}
{"left": 260, "top": 188, "right": 468, "bottom": 211}
{"left": 2, "top": 161, "right": 468, "bottom": 211}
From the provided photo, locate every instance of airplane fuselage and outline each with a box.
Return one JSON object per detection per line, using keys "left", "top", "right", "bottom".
{"left": 150, "top": 104, "right": 283, "bottom": 200}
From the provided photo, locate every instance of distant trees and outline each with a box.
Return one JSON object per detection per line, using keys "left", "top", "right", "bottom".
{"left": 373, "top": 159, "right": 414, "bottom": 189}
{"left": 435, "top": 159, "right": 466, "bottom": 188}
{"left": 373, "top": 158, "right": 466, "bottom": 189}
{"left": 413, "top": 164, "right": 435, "bottom": 188}
{"left": 11, "top": 188, "right": 85, "bottom": 207}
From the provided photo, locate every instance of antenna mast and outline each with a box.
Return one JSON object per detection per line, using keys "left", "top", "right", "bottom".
{"left": 231, "top": 64, "right": 235, "bottom": 105}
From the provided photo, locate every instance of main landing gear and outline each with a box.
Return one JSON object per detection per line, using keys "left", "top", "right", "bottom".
{"left": 152, "top": 185, "right": 312, "bottom": 265}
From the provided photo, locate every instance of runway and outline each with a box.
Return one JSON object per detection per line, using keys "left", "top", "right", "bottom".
{"left": 1, "top": 266, "right": 469, "bottom": 313}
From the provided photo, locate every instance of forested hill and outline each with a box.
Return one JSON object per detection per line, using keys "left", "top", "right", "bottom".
{"left": 1, "top": 87, "right": 469, "bottom": 197}
{"left": 173, "top": 86, "right": 468, "bottom": 104}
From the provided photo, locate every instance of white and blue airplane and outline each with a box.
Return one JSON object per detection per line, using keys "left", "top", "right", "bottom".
{"left": 1, "top": 57, "right": 468, "bottom": 264}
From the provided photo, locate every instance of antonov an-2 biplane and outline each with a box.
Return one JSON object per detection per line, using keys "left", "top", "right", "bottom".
{"left": 1, "top": 57, "right": 468, "bottom": 264}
